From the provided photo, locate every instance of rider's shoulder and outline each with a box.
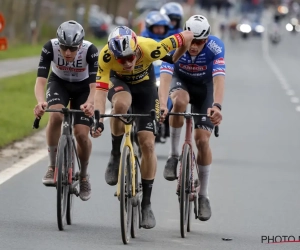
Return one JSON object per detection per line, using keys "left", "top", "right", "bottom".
{"left": 80, "top": 40, "right": 94, "bottom": 50}
{"left": 206, "top": 35, "right": 224, "bottom": 47}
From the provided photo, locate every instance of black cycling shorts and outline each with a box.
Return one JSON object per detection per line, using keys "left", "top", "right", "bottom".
{"left": 107, "top": 77, "right": 159, "bottom": 133}
{"left": 169, "top": 73, "right": 214, "bottom": 132}
{"left": 46, "top": 73, "right": 91, "bottom": 126}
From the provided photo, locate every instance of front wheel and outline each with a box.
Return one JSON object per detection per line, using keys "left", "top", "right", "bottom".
{"left": 56, "top": 138, "right": 69, "bottom": 231}
{"left": 66, "top": 142, "right": 76, "bottom": 225}
{"left": 180, "top": 144, "right": 192, "bottom": 238}
{"left": 120, "top": 146, "right": 133, "bottom": 244}
{"left": 131, "top": 157, "right": 140, "bottom": 238}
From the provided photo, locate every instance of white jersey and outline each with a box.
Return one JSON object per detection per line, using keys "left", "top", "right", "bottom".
{"left": 50, "top": 39, "right": 93, "bottom": 82}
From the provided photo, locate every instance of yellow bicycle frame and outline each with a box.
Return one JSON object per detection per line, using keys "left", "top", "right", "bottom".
{"left": 116, "top": 123, "right": 136, "bottom": 197}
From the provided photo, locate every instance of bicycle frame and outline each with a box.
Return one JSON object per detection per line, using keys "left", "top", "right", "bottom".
{"left": 52, "top": 108, "right": 81, "bottom": 185}
{"left": 116, "top": 122, "right": 136, "bottom": 198}
{"left": 177, "top": 115, "right": 197, "bottom": 197}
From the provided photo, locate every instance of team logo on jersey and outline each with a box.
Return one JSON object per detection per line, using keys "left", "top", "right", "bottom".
{"left": 207, "top": 40, "right": 222, "bottom": 55}
{"left": 103, "top": 50, "right": 111, "bottom": 63}
{"left": 151, "top": 47, "right": 161, "bottom": 59}
{"left": 213, "top": 58, "right": 225, "bottom": 65}
{"left": 179, "top": 64, "right": 207, "bottom": 72}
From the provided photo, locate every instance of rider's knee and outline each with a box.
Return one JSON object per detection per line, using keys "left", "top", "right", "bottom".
{"left": 172, "top": 92, "right": 189, "bottom": 109}
{"left": 139, "top": 135, "right": 155, "bottom": 154}
{"left": 48, "top": 104, "right": 64, "bottom": 125}
{"left": 48, "top": 112, "right": 63, "bottom": 126}
{"left": 74, "top": 127, "right": 89, "bottom": 145}
{"left": 195, "top": 131, "right": 210, "bottom": 150}
{"left": 112, "top": 93, "right": 131, "bottom": 113}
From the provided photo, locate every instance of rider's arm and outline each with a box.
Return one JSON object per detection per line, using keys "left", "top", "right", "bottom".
{"left": 94, "top": 47, "right": 111, "bottom": 122}
{"left": 86, "top": 44, "right": 99, "bottom": 104}
{"left": 35, "top": 41, "right": 53, "bottom": 103}
{"left": 211, "top": 40, "right": 226, "bottom": 106}
{"left": 159, "top": 60, "right": 174, "bottom": 109}
{"left": 157, "top": 30, "right": 193, "bottom": 63}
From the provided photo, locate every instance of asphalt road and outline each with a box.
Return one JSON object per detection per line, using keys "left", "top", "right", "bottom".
{"left": 1, "top": 18, "right": 300, "bottom": 250}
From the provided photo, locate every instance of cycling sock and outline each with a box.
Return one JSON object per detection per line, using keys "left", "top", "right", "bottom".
{"left": 80, "top": 161, "right": 89, "bottom": 177}
{"left": 169, "top": 126, "right": 182, "bottom": 158}
{"left": 48, "top": 146, "right": 57, "bottom": 167}
{"left": 141, "top": 179, "right": 154, "bottom": 208}
{"left": 198, "top": 164, "right": 210, "bottom": 197}
{"left": 111, "top": 134, "right": 123, "bottom": 154}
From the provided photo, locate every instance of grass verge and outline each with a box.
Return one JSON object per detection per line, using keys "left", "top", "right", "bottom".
{"left": 0, "top": 36, "right": 106, "bottom": 60}
{"left": 0, "top": 71, "right": 48, "bottom": 148}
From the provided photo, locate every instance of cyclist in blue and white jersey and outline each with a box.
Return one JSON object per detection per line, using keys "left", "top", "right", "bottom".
{"left": 140, "top": 11, "right": 173, "bottom": 142}
{"left": 160, "top": 2, "right": 184, "bottom": 36}
{"left": 158, "top": 15, "right": 225, "bottom": 221}
{"left": 140, "top": 11, "right": 171, "bottom": 40}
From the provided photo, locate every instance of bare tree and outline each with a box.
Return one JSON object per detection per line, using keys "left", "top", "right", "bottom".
{"left": 31, "top": 0, "right": 43, "bottom": 45}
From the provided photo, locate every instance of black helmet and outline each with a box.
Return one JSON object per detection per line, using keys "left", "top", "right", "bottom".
{"left": 56, "top": 20, "right": 85, "bottom": 46}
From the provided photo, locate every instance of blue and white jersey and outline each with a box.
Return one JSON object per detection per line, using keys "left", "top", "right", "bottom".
{"left": 160, "top": 35, "right": 225, "bottom": 83}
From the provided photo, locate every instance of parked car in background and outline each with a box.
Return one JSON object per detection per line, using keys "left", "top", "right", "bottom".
{"left": 135, "top": 0, "right": 167, "bottom": 13}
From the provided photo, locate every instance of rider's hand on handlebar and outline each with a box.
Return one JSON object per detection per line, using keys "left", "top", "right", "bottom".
{"left": 34, "top": 102, "right": 47, "bottom": 118}
{"left": 91, "top": 127, "right": 102, "bottom": 138}
{"left": 207, "top": 106, "right": 222, "bottom": 126}
{"left": 159, "top": 106, "right": 169, "bottom": 123}
{"left": 80, "top": 102, "right": 94, "bottom": 117}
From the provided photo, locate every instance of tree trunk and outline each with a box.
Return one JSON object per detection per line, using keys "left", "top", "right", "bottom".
{"left": 23, "top": 0, "right": 32, "bottom": 43}
{"left": 31, "top": 0, "right": 43, "bottom": 45}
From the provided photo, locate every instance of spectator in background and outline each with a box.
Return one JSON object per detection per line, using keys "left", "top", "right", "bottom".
{"left": 160, "top": 2, "right": 184, "bottom": 35}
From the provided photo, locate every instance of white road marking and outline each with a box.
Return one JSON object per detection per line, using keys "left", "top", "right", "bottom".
{"left": 0, "top": 109, "right": 111, "bottom": 186}
{"left": 262, "top": 25, "right": 298, "bottom": 108}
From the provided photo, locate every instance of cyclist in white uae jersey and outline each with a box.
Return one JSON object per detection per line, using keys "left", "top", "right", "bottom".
{"left": 33, "top": 20, "right": 101, "bottom": 201}
{"left": 159, "top": 15, "right": 225, "bottom": 221}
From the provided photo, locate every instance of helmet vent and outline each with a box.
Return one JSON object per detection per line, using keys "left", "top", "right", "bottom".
{"left": 122, "top": 39, "right": 127, "bottom": 51}
{"left": 73, "top": 33, "right": 78, "bottom": 42}
{"left": 199, "top": 30, "right": 206, "bottom": 37}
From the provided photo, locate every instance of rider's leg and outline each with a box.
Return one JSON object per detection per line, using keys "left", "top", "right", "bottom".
{"left": 192, "top": 82, "right": 214, "bottom": 221}
{"left": 164, "top": 76, "right": 189, "bottom": 181}
{"left": 43, "top": 78, "right": 69, "bottom": 186}
{"left": 133, "top": 79, "right": 159, "bottom": 229}
{"left": 106, "top": 78, "right": 132, "bottom": 186}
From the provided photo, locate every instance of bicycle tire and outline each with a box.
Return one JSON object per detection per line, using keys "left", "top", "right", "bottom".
{"left": 120, "top": 146, "right": 133, "bottom": 244}
{"left": 180, "top": 144, "right": 191, "bottom": 238}
{"left": 131, "top": 156, "right": 139, "bottom": 238}
{"left": 56, "top": 136, "right": 69, "bottom": 231}
{"left": 187, "top": 200, "right": 192, "bottom": 232}
{"left": 66, "top": 139, "right": 75, "bottom": 225}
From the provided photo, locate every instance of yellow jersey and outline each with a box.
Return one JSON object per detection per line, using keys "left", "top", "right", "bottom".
{"left": 96, "top": 33, "right": 185, "bottom": 91}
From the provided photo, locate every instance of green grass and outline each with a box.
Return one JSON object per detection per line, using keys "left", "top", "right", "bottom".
{"left": 0, "top": 36, "right": 106, "bottom": 60}
{"left": 0, "top": 71, "right": 48, "bottom": 148}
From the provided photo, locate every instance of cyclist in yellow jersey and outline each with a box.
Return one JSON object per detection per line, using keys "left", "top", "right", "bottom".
{"left": 92, "top": 26, "right": 193, "bottom": 229}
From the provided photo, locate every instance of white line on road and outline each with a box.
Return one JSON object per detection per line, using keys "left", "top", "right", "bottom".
{"left": 0, "top": 109, "right": 111, "bottom": 186}
{"left": 262, "top": 27, "right": 299, "bottom": 109}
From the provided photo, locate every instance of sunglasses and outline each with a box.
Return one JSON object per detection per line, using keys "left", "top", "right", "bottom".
{"left": 59, "top": 44, "right": 79, "bottom": 52}
{"left": 191, "top": 39, "right": 206, "bottom": 45}
{"left": 116, "top": 54, "right": 136, "bottom": 64}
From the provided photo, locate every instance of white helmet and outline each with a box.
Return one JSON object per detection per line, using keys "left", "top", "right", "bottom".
{"left": 184, "top": 15, "right": 211, "bottom": 39}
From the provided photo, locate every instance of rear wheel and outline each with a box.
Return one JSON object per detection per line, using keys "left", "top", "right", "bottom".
{"left": 180, "top": 144, "right": 191, "bottom": 238}
{"left": 120, "top": 146, "right": 133, "bottom": 244}
{"left": 56, "top": 138, "right": 69, "bottom": 231}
